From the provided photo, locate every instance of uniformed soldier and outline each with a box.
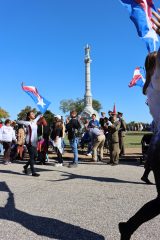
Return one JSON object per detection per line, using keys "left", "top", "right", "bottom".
{"left": 117, "top": 112, "right": 127, "bottom": 156}
{"left": 107, "top": 113, "right": 121, "bottom": 165}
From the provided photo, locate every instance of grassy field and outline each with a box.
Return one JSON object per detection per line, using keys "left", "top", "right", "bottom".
{"left": 64, "top": 131, "right": 152, "bottom": 149}
{"left": 124, "top": 131, "right": 152, "bottom": 148}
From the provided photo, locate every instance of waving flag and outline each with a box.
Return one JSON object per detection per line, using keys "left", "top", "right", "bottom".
{"left": 22, "top": 83, "right": 51, "bottom": 114}
{"left": 119, "top": 0, "right": 159, "bottom": 52}
{"left": 128, "top": 67, "right": 145, "bottom": 87}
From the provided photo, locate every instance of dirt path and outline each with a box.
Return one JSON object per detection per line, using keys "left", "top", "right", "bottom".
{"left": 49, "top": 147, "right": 142, "bottom": 163}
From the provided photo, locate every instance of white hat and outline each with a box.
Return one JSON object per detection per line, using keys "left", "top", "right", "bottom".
{"left": 55, "top": 114, "right": 61, "bottom": 120}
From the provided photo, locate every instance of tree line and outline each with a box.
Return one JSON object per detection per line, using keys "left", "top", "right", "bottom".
{"left": 0, "top": 98, "right": 151, "bottom": 131}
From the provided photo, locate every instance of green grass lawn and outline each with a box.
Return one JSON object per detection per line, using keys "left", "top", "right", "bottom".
{"left": 124, "top": 131, "right": 152, "bottom": 148}
{"left": 64, "top": 131, "right": 152, "bottom": 149}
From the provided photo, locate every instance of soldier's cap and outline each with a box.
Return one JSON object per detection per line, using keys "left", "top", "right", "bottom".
{"left": 101, "top": 111, "right": 106, "bottom": 114}
{"left": 117, "top": 112, "right": 123, "bottom": 115}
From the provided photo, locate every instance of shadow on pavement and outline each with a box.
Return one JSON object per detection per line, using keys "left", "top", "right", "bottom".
{"left": 0, "top": 181, "right": 105, "bottom": 240}
{"left": 0, "top": 167, "right": 54, "bottom": 176}
{"left": 48, "top": 170, "right": 145, "bottom": 185}
{"left": 0, "top": 169, "right": 24, "bottom": 176}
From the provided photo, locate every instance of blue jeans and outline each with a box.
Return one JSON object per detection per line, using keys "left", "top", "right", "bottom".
{"left": 69, "top": 138, "right": 79, "bottom": 163}
{"left": 0, "top": 143, "right": 4, "bottom": 155}
{"left": 61, "top": 138, "right": 65, "bottom": 154}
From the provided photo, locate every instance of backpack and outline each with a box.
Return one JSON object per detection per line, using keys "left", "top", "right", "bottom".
{"left": 67, "top": 119, "right": 82, "bottom": 139}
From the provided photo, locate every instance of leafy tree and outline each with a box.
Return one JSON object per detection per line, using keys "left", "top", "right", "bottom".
{"left": 128, "top": 121, "right": 135, "bottom": 125}
{"left": 92, "top": 99, "right": 102, "bottom": 112}
{"left": 0, "top": 107, "right": 10, "bottom": 119}
{"left": 37, "top": 110, "right": 55, "bottom": 126}
{"left": 60, "top": 98, "right": 102, "bottom": 115}
{"left": 17, "top": 106, "right": 37, "bottom": 120}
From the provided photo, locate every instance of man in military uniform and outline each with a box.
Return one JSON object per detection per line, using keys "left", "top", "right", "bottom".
{"left": 108, "top": 113, "right": 121, "bottom": 165}
{"left": 117, "top": 112, "right": 127, "bottom": 156}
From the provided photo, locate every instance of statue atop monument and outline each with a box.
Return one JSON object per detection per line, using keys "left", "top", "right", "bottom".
{"left": 85, "top": 44, "right": 91, "bottom": 63}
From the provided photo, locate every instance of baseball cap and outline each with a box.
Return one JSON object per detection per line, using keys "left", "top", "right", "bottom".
{"left": 55, "top": 115, "right": 61, "bottom": 120}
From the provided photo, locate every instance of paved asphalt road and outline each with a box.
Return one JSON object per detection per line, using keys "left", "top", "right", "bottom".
{"left": 0, "top": 155, "right": 158, "bottom": 240}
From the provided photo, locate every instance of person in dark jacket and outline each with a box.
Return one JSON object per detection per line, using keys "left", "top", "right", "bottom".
{"left": 37, "top": 117, "right": 50, "bottom": 165}
{"left": 66, "top": 110, "right": 81, "bottom": 167}
{"left": 52, "top": 119, "right": 64, "bottom": 167}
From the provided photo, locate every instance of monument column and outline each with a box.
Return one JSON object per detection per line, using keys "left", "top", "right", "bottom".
{"left": 84, "top": 44, "right": 92, "bottom": 108}
{"left": 82, "top": 44, "right": 99, "bottom": 118}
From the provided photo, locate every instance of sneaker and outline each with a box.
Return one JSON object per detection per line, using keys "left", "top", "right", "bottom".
{"left": 119, "top": 222, "right": 132, "bottom": 240}
{"left": 92, "top": 159, "right": 97, "bottom": 162}
{"left": 86, "top": 153, "right": 92, "bottom": 156}
{"left": 4, "top": 161, "right": 9, "bottom": 165}
{"left": 68, "top": 163, "right": 78, "bottom": 168}
{"left": 32, "top": 173, "right": 40, "bottom": 177}
{"left": 55, "top": 163, "right": 63, "bottom": 167}
{"left": 141, "top": 176, "right": 153, "bottom": 185}
{"left": 111, "top": 163, "right": 118, "bottom": 166}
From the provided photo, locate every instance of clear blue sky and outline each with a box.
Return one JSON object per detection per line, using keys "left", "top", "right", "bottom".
{"left": 0, "top": 0, "right": 159, "bottom": 123}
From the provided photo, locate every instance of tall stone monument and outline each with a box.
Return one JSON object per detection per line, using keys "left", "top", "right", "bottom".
{"left": 82, "top": 44, "right": 99, "bottom": 118}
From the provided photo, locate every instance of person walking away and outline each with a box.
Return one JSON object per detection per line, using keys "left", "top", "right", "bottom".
{"left": 17, "top": 111, "right": 42, "bottom": 177}
{"left": 66, "top": 110, "right": 81, "bottom": 167}
{"left": 0, "top": 119, "right": 16, "bottom": 165}
{"left": 117, "top": 112, "right": 126, "bottom": 156}
{"left": 119, "top": 10, "right": 160, "bottom": 239}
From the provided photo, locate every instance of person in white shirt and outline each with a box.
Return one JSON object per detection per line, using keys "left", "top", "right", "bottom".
{"left": 119, "top": 9, "right": 160, "bottom": 240}
{"left": 0, "top": 119, "right": 16, "bottom": 165}
{"left": 18, "top": 111, "right": 41, "bottom": 177}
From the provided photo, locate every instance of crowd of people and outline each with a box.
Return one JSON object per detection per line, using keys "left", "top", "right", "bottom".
{"left": 0, "top": 109, "right": 127, "bottom": 174}
{"left": 80, "top": 111, "right": 126, "bottom": 165}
